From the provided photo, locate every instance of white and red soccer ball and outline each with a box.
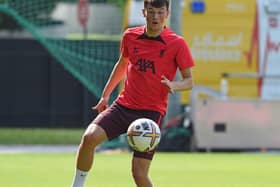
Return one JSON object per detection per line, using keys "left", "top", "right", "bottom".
{"left": 127, "top": 118, "right": 161, "bottom": 152}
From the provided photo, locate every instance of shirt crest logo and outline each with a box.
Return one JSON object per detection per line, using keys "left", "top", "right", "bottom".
{"left": 133, "top": 47, "right": 139, "bottom": 54}
{"left": 160, "top": 49, "right": 165, "bottom": 58}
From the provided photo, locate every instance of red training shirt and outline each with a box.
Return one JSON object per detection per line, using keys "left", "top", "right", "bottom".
{"left": 116, "top": 26, "right": 194, "bottom": 115}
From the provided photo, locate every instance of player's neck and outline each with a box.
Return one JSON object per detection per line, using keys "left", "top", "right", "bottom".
{"left": 145, "top": 26, "right": 166, "bottom": 37}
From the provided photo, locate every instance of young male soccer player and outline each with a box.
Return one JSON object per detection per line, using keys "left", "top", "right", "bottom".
{"left": 71, "top": 0, "right": 194, "bottom": 186}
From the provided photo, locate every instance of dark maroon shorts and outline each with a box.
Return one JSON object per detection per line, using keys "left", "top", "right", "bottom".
{"left": 93, "top": 102, "right": 163, "bottom": 160}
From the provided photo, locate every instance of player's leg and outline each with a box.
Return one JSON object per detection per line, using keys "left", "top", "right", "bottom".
{"left": 72, "top": 102, "right": 131, "bottom": 187}
{"left": 76, "top": 123, "right": 108, "bottom": 171}
{"left": 71, "top": 123, "right": 108, "bottom": 187}
{"left": 132, "top": 156, "right": 153, "bottom": 187}
{"left": 130, "top": 108, "right": 162, "bottom": 187}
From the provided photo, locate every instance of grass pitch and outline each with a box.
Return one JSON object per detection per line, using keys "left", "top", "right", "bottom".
{"left": 0, "top": 152, "right": 280, "bottom": 187}
{"left": 0, "top": 128, "right": 84, "bottom": 144}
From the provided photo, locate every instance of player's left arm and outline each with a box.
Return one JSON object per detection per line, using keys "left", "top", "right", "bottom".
{"left": 161, "top": 68, "right": 193, "bottom": 94}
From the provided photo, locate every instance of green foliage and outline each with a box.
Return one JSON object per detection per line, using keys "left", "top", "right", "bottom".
{"left": 107, "top": 0, "right": 128, "bottom": 10}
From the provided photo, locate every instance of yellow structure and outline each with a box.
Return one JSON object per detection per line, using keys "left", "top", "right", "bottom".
{"left": 181, "top": 0, "right": 259, "bottom": 104}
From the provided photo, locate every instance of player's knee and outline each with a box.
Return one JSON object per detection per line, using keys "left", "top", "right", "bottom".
{"left": 81, "top": 131, "right": 100, "bottom": 149}
{"left": 80, "top": 123, "right": 107, "bottom": 148}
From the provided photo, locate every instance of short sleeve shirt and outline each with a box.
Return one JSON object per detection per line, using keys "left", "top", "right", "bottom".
{"left": 116, "top": 26, "right": 194, "bottom": 115}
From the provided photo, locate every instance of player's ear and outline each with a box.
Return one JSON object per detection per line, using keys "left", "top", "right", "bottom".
{"left": 142, "top": 9, "right": 147, "bottom": 17}
{"left": 165, "top": 9, "right": 170, "bottom": 18}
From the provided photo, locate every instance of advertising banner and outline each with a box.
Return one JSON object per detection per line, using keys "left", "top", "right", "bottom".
{"left": 181, "top": 0, "right": 259, "bottom": 103}
{"left": 258, "top": 0, "right": 280, "bottom": 99}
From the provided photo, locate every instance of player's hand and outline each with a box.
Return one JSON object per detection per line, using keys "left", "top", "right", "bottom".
{"left": 92, "top": 97, "right": 109, "bottom": 113}
{"left": 161, "top": 75, "right": 174, "bottom": 94}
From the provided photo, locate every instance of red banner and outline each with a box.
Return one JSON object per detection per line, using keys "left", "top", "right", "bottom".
{"left": 77, "top": 0, "right": 89, "bottom": 26}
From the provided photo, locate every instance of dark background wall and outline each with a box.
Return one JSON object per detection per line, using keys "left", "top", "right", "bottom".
{"left": 0, "top": 39, "right": 98, "bottom": 128}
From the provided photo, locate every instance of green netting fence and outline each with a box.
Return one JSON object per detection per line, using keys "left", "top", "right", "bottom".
{"left": 0, "top": 0, "right": 128, "bottom": 150}
{"left": 0, "top": 0, "right": 123, "bottom": 100}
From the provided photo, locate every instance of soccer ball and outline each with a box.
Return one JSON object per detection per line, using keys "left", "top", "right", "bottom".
{"left": 127, "top": 118, "right": 161, "bottom": 152}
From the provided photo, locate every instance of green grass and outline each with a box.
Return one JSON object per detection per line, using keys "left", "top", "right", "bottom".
{"left": 0, "top": 152, "right": 280, "bottom": 187}
{"left": 0, "top": 128, "right": 84, "bottom": 144}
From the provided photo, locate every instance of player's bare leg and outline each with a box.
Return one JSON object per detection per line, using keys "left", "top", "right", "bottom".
{"left": 71, "top": 123, "right": 108, "bottom": 187}
{"left": 76, "top": 123, "right": 107, "bottom": 170}
{"left": 132, "top": 157, "right": 153, "bottom": 187}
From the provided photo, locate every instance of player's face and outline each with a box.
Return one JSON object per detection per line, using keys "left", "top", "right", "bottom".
{"left": 143, "top": 4, "right": 169, "bottom": 36}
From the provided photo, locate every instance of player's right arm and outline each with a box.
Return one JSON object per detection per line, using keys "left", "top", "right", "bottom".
{"left": 92, "top": 54, "right": 129, "bottom": 113}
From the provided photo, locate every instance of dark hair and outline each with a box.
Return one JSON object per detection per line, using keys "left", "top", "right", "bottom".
{"left": 144, "top": 0, "right": 169, "bottom": 10}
